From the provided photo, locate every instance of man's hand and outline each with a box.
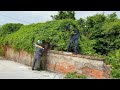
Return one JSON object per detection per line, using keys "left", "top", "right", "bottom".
{"left": 70, "top": 31, "right": 75, "bottom": 35}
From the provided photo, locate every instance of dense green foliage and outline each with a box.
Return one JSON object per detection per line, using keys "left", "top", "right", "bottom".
{"left": 0, "top": 23, "right": 23, "bottom": 36}
{"left": 0, "top": 23, "right": 23, "bottom": 49}
{"left": 105, "top": 49, "right": 120, "bottom": 78}
{"left": 105, "top": 49, "right": 120, "bottom": 69}
{"left": 110, "top": 69, "right": 120, "bottom": 79}
{"left": 0, "top": 12, "right": 120, "bottom": 78}
{"left": 0, "top": 20, "right": 79, "bottom": 54}
{"left": 51, "top": 11, "right": 75, "bottom": 20}
{"left": 93, "top": 21, "right": 120, "bottom": 55}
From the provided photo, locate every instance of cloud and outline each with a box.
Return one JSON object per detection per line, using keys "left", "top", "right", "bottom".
{"left": 22, "top": 11, "right": 58, "bottom": 22}
{"left": 23, "top": 11, "right": 57, "bottom": 16}
{"left": 0, "top": 11, "right": 120, "bottom": 25}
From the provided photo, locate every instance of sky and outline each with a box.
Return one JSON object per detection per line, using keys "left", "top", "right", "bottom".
{"left": 0, "top": 11, "right": 120, "bottom": 25}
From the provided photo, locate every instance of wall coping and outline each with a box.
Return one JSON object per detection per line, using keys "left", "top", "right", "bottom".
{"left": 3, "top": 46, "right": 104, "bottom": 61}
{"left": 47, "top": 50, "right": 104, "bottom": 61}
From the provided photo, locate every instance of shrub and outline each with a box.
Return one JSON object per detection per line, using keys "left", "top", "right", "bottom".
{"left": 0, "top": 19, "right": 80, "bottom": 54}
{"left": 93, "top": 21, "right": 120, "bottom": 55}
{"left": 79, "top": 35, "right": 96, "bottom": 55}
{"left": 110, "top": 69, "right": 120, "bottom": 79}
{"left": 64, "top": 72, "right": 87, "bottom": 79}
{"left": 105, "top": 49, "right": 120, "bottom": 69}
{"left": 0, "top": 23, "right": 23, "bottom": 36}
{"left": 105, "top": 49, "right": 120, "bottom": 78}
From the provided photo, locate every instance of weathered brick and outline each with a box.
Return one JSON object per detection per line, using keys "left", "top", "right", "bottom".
{"left": 3, "top": 47, "right": 110, "bottom": 79}
{"left": 81, "top": 67, "right": 104, "bottom": 79}
{"left": 55, "top": 62, "right": 75, "bottom": 74}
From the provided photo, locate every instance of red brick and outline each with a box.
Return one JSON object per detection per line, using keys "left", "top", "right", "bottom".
{"left": 81, "top": 67, "right": 104, "bottom": 79}
{"left": 55, "top": 62, "right": 75, "bottom": 74}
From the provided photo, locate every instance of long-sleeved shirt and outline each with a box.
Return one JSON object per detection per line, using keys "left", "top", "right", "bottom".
{"left": 34, "top": 44, "right": 44, "bottom": 58}
{"left": 73, "top": 28, "right": 79, "bottom": 36}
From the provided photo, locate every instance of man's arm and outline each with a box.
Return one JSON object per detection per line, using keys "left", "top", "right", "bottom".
{"left": 35, "top": 44, "right": 44, "bottom": 49}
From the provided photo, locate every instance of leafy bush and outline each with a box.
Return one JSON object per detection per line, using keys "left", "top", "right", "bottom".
{"left": 0, "top": 23, "right": 23, "bottom": 36}
{"left": 105, "top": 49, "right": 120, "bottom": 78}
{"left": 110, "top": 69, "right": 120, "bottom": 79}
{"left": 79, "top": 35, "right": 96, "bottom": 55}
{"left": 93, "top": 21, "right": 120, "bottom": 55}
{"left": 105, "top": 49, "right": 120, "bottom": 69}
{"left": 0, "top": 19, "right": 80, "bottom": 54}
{"left": 64, "top": 72, "right": 87, "bottom": 79}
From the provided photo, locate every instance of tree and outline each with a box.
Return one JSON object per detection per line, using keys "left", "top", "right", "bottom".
{"left": 94, "top": 21, "right": 120, "bottom": 55}
{"left": 84, "top": 14, "right": 106, "bottom": 38}
{"left": 77, "top": 18, "right": 85, "bottom": 28}
{"left": 106, "top": 12, "right": 118, "bottom": 22}
{"left": 89, "top": 13, "right": 120, "bottom": 55}
{"left": 51, "top": 11, "right": 75, "bottom": 20}
{"left": 66, "top": 11, "right": 75, "bottom": 20}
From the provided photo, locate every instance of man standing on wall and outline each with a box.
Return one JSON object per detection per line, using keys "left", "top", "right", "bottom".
{"left": 67, "top": 24, "right": 79, "bottom": 54}
{"left": 32, "top": 40, "right": 44, "bottom": 70}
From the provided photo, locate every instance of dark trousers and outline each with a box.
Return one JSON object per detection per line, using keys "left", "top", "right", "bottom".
{"left": 67, "top": 35, "right": 79, "bottom": 54}
{"left": 32, "top": 55, "right": 41, "bottom": 70}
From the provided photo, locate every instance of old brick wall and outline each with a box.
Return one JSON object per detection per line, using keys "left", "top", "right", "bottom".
{"left": 46, "top": 50, "right": 110, "bottom": 79}
{"left": 3, "top": 47, "right": 110, "bottom": 79}
{"left": 4, "top": 47, "right": 33, "bottom": 66}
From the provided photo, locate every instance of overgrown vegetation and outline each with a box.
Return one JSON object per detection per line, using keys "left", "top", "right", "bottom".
{"left": 105, "top": 49, "right": 120, "bottom": 78}
{"left": 64, "top": 72, "right": 87, "bottom": 79}
{"left": 110, "top": 69, "right": 120, "bottom": 79}
{"left": 0, "top": 12, "right": 120, "bottom": 78}
{"left": 51, "top": 11, "right": 75, "bottom": 20}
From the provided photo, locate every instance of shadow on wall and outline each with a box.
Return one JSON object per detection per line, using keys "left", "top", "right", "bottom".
{"left": 40, "top": 42, "right": 50, "bottom": 70}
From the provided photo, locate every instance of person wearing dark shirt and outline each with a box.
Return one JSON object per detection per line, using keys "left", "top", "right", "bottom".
{"left": 67, "top": 25, "right": 79, "bottom": 54}
{"left": 32, "top": 40, "right": 44, "bottom": 70}
{"left": 66, "top": 23, "right": 70, "bottom": 31}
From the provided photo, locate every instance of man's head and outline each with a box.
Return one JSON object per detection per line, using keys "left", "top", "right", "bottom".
{"left": 66, "top": 23, "right": 70, "bottom": 30}
{"left": 37, "top": 40, "right": 42, "bottom": 45}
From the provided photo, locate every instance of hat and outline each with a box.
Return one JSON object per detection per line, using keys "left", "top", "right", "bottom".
{"left": 37, "top": 40, "right": 42, "bottom": 45}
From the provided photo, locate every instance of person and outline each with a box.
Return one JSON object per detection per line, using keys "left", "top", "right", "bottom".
{"left": 67, "top": 25, "right": 79, "bottom": 54}
{"left": 32, "top": 40, "right": 44, "bottom": 70}
{"left": 65, "top": 23, "right": 70, "bottom": 31}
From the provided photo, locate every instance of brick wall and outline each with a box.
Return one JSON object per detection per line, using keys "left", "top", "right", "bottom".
{"left": 4, "top": 47, "right": 33, "bottom": 66}
{"left": 3, "top": 47, "right": 110, "bottom": 79}
{"left": 46, "top": 50, "right": 110, "bottom": 79}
